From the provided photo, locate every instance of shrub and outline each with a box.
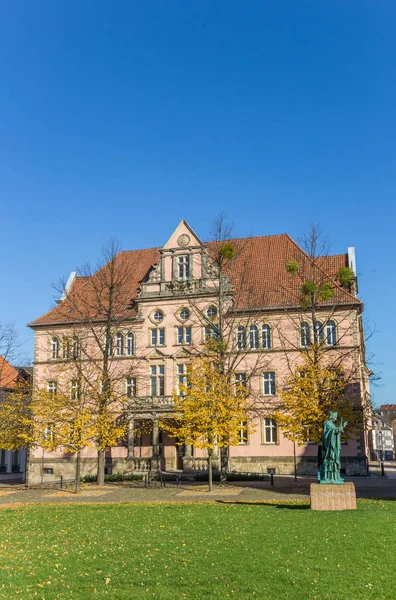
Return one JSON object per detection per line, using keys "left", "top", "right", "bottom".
{"left": 81, "top": 473, "right": 143, "bottom": 483}
{"left": 337, "top": 266, "right": 354, "bottom": 287}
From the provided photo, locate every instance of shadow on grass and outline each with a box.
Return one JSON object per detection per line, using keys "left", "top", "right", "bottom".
{"left": 215, "top": 499, "right": 310, "bottom": 509}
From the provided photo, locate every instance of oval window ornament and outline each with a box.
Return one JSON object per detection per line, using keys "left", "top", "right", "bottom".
{"left": 177, "top": 234, "right": 190, "bottom": 247}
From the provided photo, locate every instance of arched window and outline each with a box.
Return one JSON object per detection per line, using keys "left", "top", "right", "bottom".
{"left": 62, "top": 337, "right": 69, "bottom": 359}
{"left": 236, "top": 326, "right": 246, "bottom": 351}
{"left": 300, "top": 322, "right": 311, "bottom": 347}
{"left": 314, "top": 321, "right": 324, "bottom": 344}
{"left": 326, "top": 321, "right": 337, "bottom": 346}
{"left": 51, "top": 337, "right": 59, "bottom": 360}
{"left": 126, "top": 332, "right": 135, "bottom": 356}
{"left": 72, "top": 337, "right": 79, "bottom": 360}
{"left": 116, "top": 333, "right": 124, "bottom": 356}
{"left": 262, "top": 325, "right": 272, "bottom": 349}
{"left": 249, "top": 325, "right": 259, "bottom": 350}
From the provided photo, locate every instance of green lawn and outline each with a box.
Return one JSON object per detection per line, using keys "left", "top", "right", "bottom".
{"left": 0, "top": 500, "right": 395, "bottom": 599}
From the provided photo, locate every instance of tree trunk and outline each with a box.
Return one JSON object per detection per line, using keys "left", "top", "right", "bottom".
{"left": 97, "top": 449, "right": 105, "bottom": 486}
{"left": 220, "top": 446, "right": 228, "bottom": 484}
{"left": 75, "top": 452, "right": 81, "bottom": 494}
{"left": 208, "top": 452, "right": 213, "bottom": 492}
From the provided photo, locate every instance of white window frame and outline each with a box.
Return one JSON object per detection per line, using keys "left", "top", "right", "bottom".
{"left": 115, "top": 333, "right": 124, "bottom": 356}
{"left": 236, "top": 326, "right": 246, "bottom": 351}
{"left": 262, "top": 324, "right": 272, "bottom": 349}
{"left": 176, "top": 255, "right": 190, "bottom": 281}
{"left": 72, "top": 337, "right": 79, "bottom": 360}
{"left": 51, "top": 337, "right": 59, "bottom": 360}
{"left": 151, "top": 328, "right": 165, "bottom": 346}
{"left": 238, "top": 421, "right": 248, "bottom": 445}
{"left": 179, "top": 308, "right": 190, "bottom": 321}
{"left": 176, "top": 363, "right": 188, "bottom": 396}
{"left": 314, "top": 321, "right": 324, "bottom": 344}
{"left": 150, "top": 364, "right": 165, "bottom": 396}
{"left": 263, "top": 418, "right": 278, "bottom": 444}
{"left": 204, "top": 324, "right": 219, "bottom": 342}
{"left": 177, "top": 326, "right": 192, "bottom": 345}
{"left": 70, "top": 380, "right": 80, "bottom": 401}
{"left": 235, "top": 372, "right": 247, "bottom": 395}
{"left": 47, "top": 381, "right": 57, "bottom": 395}
{"left": 249, "top": 325, "right": 259, "bottom": 350}
{"left": 300, "top": 322, "right": 311, "bottom": 347}
{"left": 326, "top": 320, "right": 337, "bottom": 346}
{"left": 126, "top": 332, "right": 135, "bottom": 356}
{"left": 206, "top": 305, "right": 217, "bottom": 319}
{"left": 262, "top": 371, "right": 276, "bottom": 396}
{"left": 126, "top": 377, "right": 137, "bottom": 398}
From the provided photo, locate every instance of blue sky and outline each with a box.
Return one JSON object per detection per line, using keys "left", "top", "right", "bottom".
{"left": 0, "top": 2, "right": 395, "bottom": 405}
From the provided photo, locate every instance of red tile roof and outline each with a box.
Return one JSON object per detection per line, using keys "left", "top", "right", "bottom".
{"left": 29, "top": 234, "right": 359, "bottom": 327}
{"left": 0, "top": 357, "right": 19, "bottom": 390}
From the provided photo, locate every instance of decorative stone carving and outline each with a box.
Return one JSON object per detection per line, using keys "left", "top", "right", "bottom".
{"left": 177, "top": 234, "right": 190, "bottom": 247}
{"left": 148, "top": 264, "right": 161, "bottom": 282}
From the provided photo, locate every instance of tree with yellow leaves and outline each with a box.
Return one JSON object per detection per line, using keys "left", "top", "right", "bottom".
{"left": 34, "top": 375, "right": 128, "bottom": 492}
{"left": 0, "top": 378, "right": 33, "bottom": 452}
{"left": 274, "top": 346, "right": 365, "bottom": 449}
{"left": 160, "top": 353, "right": 252, "bottom": 491}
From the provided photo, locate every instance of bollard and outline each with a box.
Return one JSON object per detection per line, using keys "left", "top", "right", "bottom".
{"left": 381, "top": 461, "right": 385, "bottom": 476}
{"left": 270, "top": 472, "right": 274, "bottom": 486}
{"left": 60, "top": 475, "right": 63, "bottom": 489}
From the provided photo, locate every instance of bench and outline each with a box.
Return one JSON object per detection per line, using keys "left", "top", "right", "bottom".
{"left": 159, "top": 470, "right": 182, "bottom": 487}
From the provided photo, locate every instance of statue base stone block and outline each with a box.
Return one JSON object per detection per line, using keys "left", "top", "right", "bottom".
{"left": 310, "top": 482, "right": 356, "bottom": 511}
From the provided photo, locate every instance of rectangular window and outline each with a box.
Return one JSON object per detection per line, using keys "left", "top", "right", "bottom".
{"left": 235, "top": 372, "right": 247, "bottom": 395}
{"left": 263, "top": 418, "right": 278, "bottom": 444}
{"left": 126, "top": 377, "right": 137, "bottom": 398}
{"left": 44, "top": 426, "right": 55, "bottom": 442}
{"left": 151, "top": 328, "right": 165, "bottom": 346}
{"left": 177, "top": 363, "right": 187, "bottom": 396}
{"left": 70, "top": 380, "right": 80, "bottom": 400}
{"left": 177, "top": 255, "right": 190, "bottom": 281}
{"left": 204, "top": 324, "right": 220, "bottom": 342}
{"left": 47, "top": 381, "right": 57, "bottom": 395}
{"left": 150, "top": 365, "right": 165, "bottom": 396}
{"left": 177, "top": 326, "right": 192, "bottom": 345}
{"left": 238, "top": 421, "right": 248, "bottom": 445}
{"left": 262, "top": 371, "right": 276, "bottom": 395}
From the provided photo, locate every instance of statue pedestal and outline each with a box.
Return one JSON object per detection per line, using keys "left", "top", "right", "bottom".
{"left": 310, "top": 482, "right": 356, "bottom": 511}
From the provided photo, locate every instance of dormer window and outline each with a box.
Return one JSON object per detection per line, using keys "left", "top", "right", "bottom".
{"left": 176, "top": 255, "right": 190, "bottom": 281}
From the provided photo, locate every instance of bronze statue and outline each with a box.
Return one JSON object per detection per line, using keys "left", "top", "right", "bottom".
{"left": 318, "top": 411, "right": 347, "bottom": 484}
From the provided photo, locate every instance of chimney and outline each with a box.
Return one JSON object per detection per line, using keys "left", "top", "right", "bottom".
{"left": 347, "top": 247, "right": 358, "bottom": 295}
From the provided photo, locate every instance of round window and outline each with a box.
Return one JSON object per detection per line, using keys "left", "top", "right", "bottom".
{"left": 179, "top": 308, "right": 190, "bottom": 321}
{"left": 153, "top": 310, "right": 164, "bottom": 323}
{"left": 206, "top": 306, "right": 217, "bottom": 319}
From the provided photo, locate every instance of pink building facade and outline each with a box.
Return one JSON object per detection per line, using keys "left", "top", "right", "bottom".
{"left": 27, "top": 221, "right": 371, "bottom": 483}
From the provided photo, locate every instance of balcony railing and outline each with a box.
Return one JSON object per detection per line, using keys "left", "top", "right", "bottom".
{"left": 129, "top": 396, "right": 174, "bottom": 409}
{"left": 164, "top": 279, "right": 204, "bottom": 294}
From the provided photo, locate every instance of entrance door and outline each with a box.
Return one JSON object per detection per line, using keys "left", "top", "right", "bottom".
{"left": 176, "top": 445, "right": 184, "bottom": 470}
